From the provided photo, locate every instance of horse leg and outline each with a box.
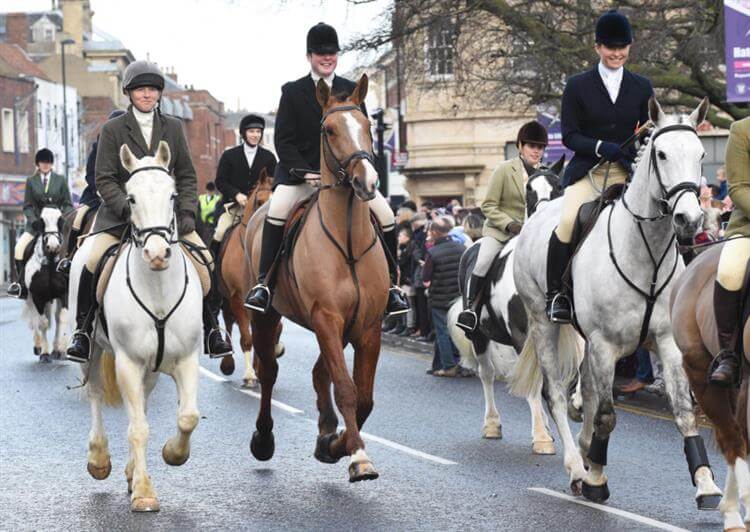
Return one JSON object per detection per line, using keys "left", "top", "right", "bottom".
{"left": 313, "top": 310, "right": 375, "bottom": 482}
{"left": 219, "top": 300, "right": 236, "bottom": 376}
{"left": 474, "top": 341, "right": 501, "bottom": 439}
{"left": 52, "top": 300, "right": 68, "bottom": 358}
{"left": 116, "top": 353, "right": 159, "bottom": 512}
{"left": 654, "top": 334, "right": 722, "bottom": 508}
{"left": 229, "top": 296, "right": 256, "bottom": 387}
{"left": 249, "top": 310, "right": 280, "bottom": 461}
{"left": 528, "top": 392, "right": 555, "bottom": 455}
{"left": 720, "top": 465, "right": 745, "bottom": 532}
{"left": 86, "top": 347, "right": 111, "bottom": 480}
{"left": 162, "top": 353, "right": 200, "bottom": 466}
{"left": 312, "top": 353, "right": 340, "bottom": 463}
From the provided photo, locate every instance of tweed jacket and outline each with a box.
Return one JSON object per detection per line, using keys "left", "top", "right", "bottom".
{"left": 725, "top": 116, "right": 750, "bottom": 237}
{"left": 481, "top": 157, "right": 527, "bottom": 243}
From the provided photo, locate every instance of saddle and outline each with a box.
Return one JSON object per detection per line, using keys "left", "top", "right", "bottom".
{"left": 568, "top": 183, "right": 626, "bottom": 255}
{"left": 22, "top": 235, "right": 39, "bottom": 263}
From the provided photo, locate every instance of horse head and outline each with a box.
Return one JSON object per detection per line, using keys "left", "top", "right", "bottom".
{"left": 316, "top": 73, "right": 378, "bottom": 201}
{"left": 645, "top": 96, "right": 709, "bottom": 240}
{"left": 252, "top": 168, "right": 273, "bottom": 209}
{"left": 121, "top": 141, "right": 176, "bottom": 271}
{"left": 526, "top": 155, "right": 565, "bottom": 217}
{"left": 40, "top": 206, "right": 63, "bottom": 256}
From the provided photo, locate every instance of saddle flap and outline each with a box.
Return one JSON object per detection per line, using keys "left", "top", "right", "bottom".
{"left": 282, "top": 193, "right": 319, "bottom": 261}
{"left": 95, "top": 244, "right": 121, "bottom": 305}
{"left": 180, "top": 242, "right": 211, "bottom": 297}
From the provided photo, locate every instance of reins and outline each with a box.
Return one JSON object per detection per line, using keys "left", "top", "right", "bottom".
{"left": 319, "top": 105, "right": 376, "bottom": 191}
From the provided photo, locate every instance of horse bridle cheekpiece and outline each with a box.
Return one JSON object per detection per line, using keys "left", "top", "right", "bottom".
{"left": 320, "top": 105, "right": 375, "bottom": 188}
{"left": 648, "top": 124, "right": 701, "bottom": 217}
{"left": 127, "top": 165, "right": 177, "bottom": 248}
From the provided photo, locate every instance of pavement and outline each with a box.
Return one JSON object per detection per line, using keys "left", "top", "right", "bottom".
{"left": 0, "top": 296, "right": 729, "bottom": 531}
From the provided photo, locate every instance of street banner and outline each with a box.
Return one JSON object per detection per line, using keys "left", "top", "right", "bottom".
{"left": 725, "top": 0, "right": 750, "bottom": 102}
{"left": 536, "top": 112, "right": 574, "bottom": 165}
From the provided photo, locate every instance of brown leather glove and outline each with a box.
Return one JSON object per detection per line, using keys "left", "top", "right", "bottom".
{"left": 507, "top": 221, "right": 522, "bottom": 235}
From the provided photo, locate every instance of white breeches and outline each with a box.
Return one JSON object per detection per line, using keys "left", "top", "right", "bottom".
{"left": 14, "top": 232, "right": 35, "bottom": 261}
{"left": 213, "top": 203, "right": 243, "bottom": 242}
{"left": 72, "top": 204, "right": 92, "bottom": 231}
{"left": 717, "top": 236, "right": 750, "bottom": 292}
{"left": 473, "top": 237, "right": 505, "bottom": 277}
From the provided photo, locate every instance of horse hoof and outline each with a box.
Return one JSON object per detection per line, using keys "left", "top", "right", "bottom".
{"left": 482, "top": 426, "right": 502, "bottom": 439}
{"left": 219, "top": 356, "right": 235, "bottom": 376}
{"left": 250, "top": 430, "right": 275, "bottom": 461}
{"left": 568, "top": 403, "right": 583, "bottom": 423}
{"left": 348, "top": 460, "right": 379, "bottom": 482}
{"left": 531, "top": 440, "right": 556, "bottom": 455}
{"left": 696, "top": 493, "right": 721, "bottom": 510}
{"left": 162, "top": 442, "right": 189, "bottom": 466}
{"left": 570, "top": 479, "right": 583, "bottom": 496}
{"left": 275, "top": 342, "right": 285, "bottom": 359}
{"left": 51, "top": 350, "right": 62, "bottom": 360}
{"left": 33, "top": 346, "right": 41, "bottom": 356}
{"left": 241, "top": 378, "right": 258, "bottom": 389}
{"left": 582, "top": 481, "right": 610, "bottom": 503}
{"left": 39, "top": 354, "right": 51, "bottom": 364}
{"left": 314, "top": 433, "right": 340, "bottom": 464}
{"left": 87, "top": 460, "right": 112, "bottom": 480}
{"left": 131, "top": 497, "right": 160, "bottom": 512}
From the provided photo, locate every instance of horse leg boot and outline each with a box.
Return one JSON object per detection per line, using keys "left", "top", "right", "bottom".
{"left": 457, "top": 274, "right": 485, "bottom": 334}
{"left": 709, "top": 281, "right": 742, "bottom": 387}
{"left": 245, "top": 220, "right": 284, "bottom": 313}
{"left": 66, "top": 268, "right": 96, "bottom": 363}
{"left": 6, "top": 259, "right": 27, "bottom": 299}
{"left": 545, "top": 231, "right": 573, "bottom": 324}
{"left": 382, "top": 228, "right": 409, "bottom": 317}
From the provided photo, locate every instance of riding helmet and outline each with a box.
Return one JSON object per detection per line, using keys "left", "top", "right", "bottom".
{"left": 35, "top": 148, "right": 54, "bottom": 164}
{"left": 239, "top": 114, "right": 266, "bottom": 138}
{"left": 595, "top": 9, "right": 633, "bottom": 47}
{"left": 517, "top": 121, "right": 548, "bottom": 147}
{"left": 122, "top": 60, "right": 165, "bottom": 93}
{"left": 307, "top": 22, "right": 340, "bottom": 55}
{"left": 107, "top": 109, "right": 127, "bottom": 120}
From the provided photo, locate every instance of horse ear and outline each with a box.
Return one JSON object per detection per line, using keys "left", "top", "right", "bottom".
{"left": 120, "top": 144, "right": 137, "bottom": 173}
{"left": 259, "top": 167, "right": 269, "bottom": 184}
{"left": 648, "top": 96, "right": 666, "bottom": 126}
{"left": 688, "top": 97, "right": 710, "bottom": 128}
{"left": 351, "top": 73, "right": 368, "bottom": 105}
{"left": 316, "top": 78, "right": 331, "bottom": 109}
{"left": 550, "top": 154, "right": 565, "bottom": 176}
{"left": 156, "top": 140, "right": 171, "bottom": 168}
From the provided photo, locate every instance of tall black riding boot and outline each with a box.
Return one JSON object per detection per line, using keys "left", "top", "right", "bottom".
{"left": 383, "top": 227, "right": 409, "bottom": 316}
{"left": 203, "top": 294, "right": 233, "bottom": 358}
{"left": 457, "top": 274, "right": 485, "bottom": 333}
{"left": 708, "top": 282, "right": 742, "bottom": 387}
{"left": 244, "top": 220, "right": 285, "bottom": 312}
{"left": 545, "top": 231, "right": 573, "bottom": 324}
{"left": 66, "top": 268, "right": 96, "bottom": 363}
{"left": 58, "top": 227, "right": 80, "bottom": 273}
{"left": 7, "top": 259, "right": 27, "bottom": 299}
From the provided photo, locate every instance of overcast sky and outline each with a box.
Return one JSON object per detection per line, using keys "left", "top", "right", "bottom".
{"left": 3, "top": 0, "right": 391, "bottom": 112}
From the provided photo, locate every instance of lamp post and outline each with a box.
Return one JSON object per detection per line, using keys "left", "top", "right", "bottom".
{"left": 60, "top": 38, "right": 75, "bottom": 181}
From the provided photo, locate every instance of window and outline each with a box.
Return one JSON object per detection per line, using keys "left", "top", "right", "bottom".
{"left": 427, "top": 18, "right": 456, "bottom": 77}
{"left": 2, "top": 109, "right": 14, "bottom": 152}
{"left": 37, "top": 100, "right": 42, "bottom": 128}
{"left": 44, "top": 28, "right": 54, "bottom": 41}
{"left": 17, "top": 112, "right": 29, "bottom": 153}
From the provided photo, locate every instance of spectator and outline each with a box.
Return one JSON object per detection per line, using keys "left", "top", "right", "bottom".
{"left": 395, "top": 227, "right": 417, "bottom": 336}
{"left": 422, "top": 217, "right": 469, "bottom": 377}
{"left": 616, "top": 347, "right": 654, "bottom": 393}
{"left": 420, "top": 200, "right": 434, "bottom": 216}
{"left": 411, "top": 213, "right": 432, "bottom": 339}
{"left": 462, "top": 212, "right": 484, "bottom": 241}
{"left": 716, "top": 166, "right": 728, "bottom": 201}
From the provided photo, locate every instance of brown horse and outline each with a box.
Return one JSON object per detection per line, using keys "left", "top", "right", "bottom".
{"left": 671, "top": 243, "right": 750, "bottom": 530}
{"left": 217, "top": 168, "right": 282, "bottom": 384}
{"left": 244, "top": 74, "right": 388, "bottom": 482}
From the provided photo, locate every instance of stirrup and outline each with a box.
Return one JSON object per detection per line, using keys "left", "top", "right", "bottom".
{"left": 547, "top": 292, "right": 573, "bottom": 324}
{"left": 206, "top": 328, "right": 233, "bottom": 359}
{"left": 66, "top": 330, "right": 91, "bottom": 363}
{"left": 6, "top": 282, "right": 22, "bottom": 298}
{"left": 708, "top": 350, "right": 741, "bottom": 388}
{"left": 57, "top": 258, "right": 71, "bottom": 273}
{"left": 385, "top": 287, "right": 409, "bottom": 317}
{"left": 244, "top": 284, "right": 271, "bottom": 312}
{"left": 456, "top": 309, "right": 478, "bottom": 333}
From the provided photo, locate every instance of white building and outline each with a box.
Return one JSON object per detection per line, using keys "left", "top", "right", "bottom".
{"left": 34, "top": 77, "right": 81, "bottom": 179}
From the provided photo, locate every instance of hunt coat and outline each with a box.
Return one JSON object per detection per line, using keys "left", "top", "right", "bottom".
{"left": 23, "top": 171, "right": 73, "bottom": 233}
{"left": 215, "top": 144, "right": 277, "bottom": 204}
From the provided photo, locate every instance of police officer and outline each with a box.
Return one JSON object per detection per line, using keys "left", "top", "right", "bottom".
{"left": 545, "top": 9, "right": 653, "bottom": 323}
{"left": 7, "top": 148, "right": 73, "bottom": 298}
{"left": 456, "top": 121, "right": 548, "bottom": 333}
{"left": 212, "top": 113, "right": 277, "bottom": 252}
{"left": 66, "top": 60, "right": 233, "bottom": 363}
{"left": 243, "top": 22, "right": 409, "bottom": 316}
{"left": 199, "top": 182, "right": 221, "bottom": 226}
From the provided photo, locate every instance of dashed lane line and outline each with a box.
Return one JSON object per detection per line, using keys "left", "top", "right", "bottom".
{"left": 198, "top": 366, "right": 304, "bottom": 414}
{"left": 528, "top": 488, "right": 691, "bottom": 532}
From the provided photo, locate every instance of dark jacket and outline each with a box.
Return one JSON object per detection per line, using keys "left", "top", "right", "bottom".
{"left": 423, "top": 235, "right": 464, "bottom": 310}
{"left": 397, "top": 240, "right": 415, "bottom": 286}
{"left": 273, "top": 74, "right": 366, "bottom": 187}
{"left": 561, "top": 66, "right": 653, "bottom": 186}
{"left": 93, "top": 107, "right": 197, "bottom": 236}
{"left": 23, "top": 171, "right": 73, "bottom": 233}
{"left": 79, "top": 140, "right": 100, "bottom": 206}
{"left": 215, "top": 144, "right": 277, "bottom": 204}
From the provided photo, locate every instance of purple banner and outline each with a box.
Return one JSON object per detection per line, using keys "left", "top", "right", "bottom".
{"left": 725, "top": 1, "right": 750, "bottom": 102}
{"left": 536, "top": 112, "right": 574, "bottom": 165}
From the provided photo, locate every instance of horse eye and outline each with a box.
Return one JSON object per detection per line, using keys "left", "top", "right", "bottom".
{"left": 127, "top": 195, "right": 136, "bottom": 204}
{"left": 326, "top": 127, "right": 335, "bottom": 136}
{"left": 657, "top": 151, "right": 667, "bottom": 161}
{"left": 171, "top": 192, "right": 178, "bottom": 200}
{"left": 700, "top": 152, "right": 706, "bottom": 160}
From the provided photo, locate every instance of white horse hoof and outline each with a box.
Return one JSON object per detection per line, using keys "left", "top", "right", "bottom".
{"left": 241, "top": 378, "right": 258, "bottom": 389}
{"left": 131, "top": 496, "right": 160, "bottom": 512}
{"left": 87, "top": 459, "right": 112, "bottom": 480}
{"left": 482, "top": 425, "right": 502, "bottom": 439}
{"left": 532, "top": 440, "right": 556, "bottom": 455}
{"left": 275, "top": 342, "right": 285, "bottom": 358}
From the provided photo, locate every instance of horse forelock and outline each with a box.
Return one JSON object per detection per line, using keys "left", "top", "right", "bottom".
{"left": 125, "top": 165, "right": 174, "bottom": 195}
{"left": 40, "top": 206, "right": 61, "bottom": 226}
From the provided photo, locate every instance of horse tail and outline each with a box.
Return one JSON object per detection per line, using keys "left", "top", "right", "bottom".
{"left": 558, "top": 324, "right": 584, "bottom": 388}
{"left": 447, "top": 300, "right": 477, "bottom": 370}
{"left": 100, "top": 351, "right": 122, "bottom": 407}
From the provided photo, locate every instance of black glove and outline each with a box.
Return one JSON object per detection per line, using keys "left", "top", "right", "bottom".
{"left": 507, "top": 221, "right": 522, "bottom": 235}
{"left": 598, "top": 141, "right": 624, "bottom": 163}
{"left": 31, "top": 219, "right": 44, "bottom": 233}
{"left": 177, "top": 210, "right": 196, "bottom": 236}
{"left": 119, "top": 201, "right": 131, "bottom": 220}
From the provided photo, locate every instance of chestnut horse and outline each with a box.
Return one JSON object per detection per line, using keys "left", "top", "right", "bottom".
{"left": 671, "top": 243, "right": 750, "bottom": 531}
{"left": 217, "top": 168, "right": 283, "bottom": 385}
{"left": 244, "top": 74, "right": 388, "bottom": 482}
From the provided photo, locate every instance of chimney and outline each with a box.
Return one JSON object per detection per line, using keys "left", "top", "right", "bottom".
{"left": 61, "top": 0, "right": 91, "bottom": 55}
{"left": 166, "top": 67, "right": 178, "bottom": 84}
{"left": 5, "top": 13, "right": 29, "bottom": 51}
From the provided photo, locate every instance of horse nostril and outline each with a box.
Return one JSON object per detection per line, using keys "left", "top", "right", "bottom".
{"left": 164, "top": 248, "right": 172, "bottom": 259}
{"left": 674, "top": 213, "right": 687, "bottom": 227}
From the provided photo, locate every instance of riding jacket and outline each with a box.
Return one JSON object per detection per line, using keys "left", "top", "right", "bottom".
{"left": 23, "top": 170, "right": 73, "bottom": 233}
{"left": 93, "top": 106, "right": 197, "bottom": 236}
{"left": 272, "top": 74, "right": 366, "bottom": 188}
{"left": 561, "top": 66, "right": 653, "bottom": 186}
{"left": 724, "top": 116, "right": 750, "bottom": 238}
{"left": 481, "top": 157, "right": 527, "bottom": 242}
{"left": 215, "top": 143, "right": 276, "bottom": 204}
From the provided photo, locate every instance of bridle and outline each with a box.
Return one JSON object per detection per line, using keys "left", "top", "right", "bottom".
{"left": 126, "top": 165, "right": 178, "bottom": 248}
{"left": 320, "top": 105, "right": 376, "bottom": 189}
{"left": 251, "top": 183, "right": 274, "bottom": 213}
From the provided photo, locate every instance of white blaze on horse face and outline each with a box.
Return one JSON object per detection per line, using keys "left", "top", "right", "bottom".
{"left": 529, "top": 175, "right": 554, "bottom": 215}
{"left": 41, "top": 207, "right": 61, "bottom": 253}
{"left": 343, "top": 112, "right": 378, "bottom": 192}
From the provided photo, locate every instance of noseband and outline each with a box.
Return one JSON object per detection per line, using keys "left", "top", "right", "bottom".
{"left": 127, "top": 165, "right": 177, "bottom": 248}
{"left": 320, "top": 105, "right": 375, "bottom": 189}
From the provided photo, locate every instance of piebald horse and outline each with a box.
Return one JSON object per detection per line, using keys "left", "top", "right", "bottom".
{"left": 244, "top": 74, "right": 387, "bottom": 481}
{"left": 671, "top": 244, "right": 750, "bottom": 531}
{"left": 510, "top": 97, "right": 722, "bottom": 507}
{"left": 70, "top": 141, "right": 203, "bottom": 512}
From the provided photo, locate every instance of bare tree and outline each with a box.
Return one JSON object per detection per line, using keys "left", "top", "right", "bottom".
{"left": 347, "top": 0, "right": 743, "bottom": 127}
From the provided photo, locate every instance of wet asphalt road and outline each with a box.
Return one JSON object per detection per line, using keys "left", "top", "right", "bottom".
{"left": 0, "top": 296, "right": 729, "bottom": 531}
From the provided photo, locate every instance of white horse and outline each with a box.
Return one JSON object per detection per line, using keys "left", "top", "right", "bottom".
{"left": 510, "top": 97, "right": 722, "bottom": 508}
{"left": 22, "top": 206, "right": 69, "bottom": 362}
{"left": 69, "top": 141, "right": 203, "bottom": 512}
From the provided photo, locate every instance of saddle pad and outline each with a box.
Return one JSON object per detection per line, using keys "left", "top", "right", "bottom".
{"left": 569, "top": 183, "right": 626, "bottom": 252}
{"left": 282, "top": 194, "right": 318, "bottom": 261}
{"left": 95, "top": 246, "right": 119, "bottom": 305}
{"left": 181, "top": 242, "right": 211, "bottom": 297}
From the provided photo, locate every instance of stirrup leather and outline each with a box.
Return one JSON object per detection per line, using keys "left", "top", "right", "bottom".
{"left": 244, "top": 284, "right": 271, "bottom": 312}
{"left": 547, "top": 292, "right": 573, "bottom": 324}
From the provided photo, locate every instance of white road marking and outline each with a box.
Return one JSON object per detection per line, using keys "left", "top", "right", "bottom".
{"left": 199, "top": 366, "right": 228, "bottom": 382}
{"left": 528, "top": 488, "right": 690, "bottom": 532}
{"left": 199, "top": 366, "right": 304, "bottom": 415}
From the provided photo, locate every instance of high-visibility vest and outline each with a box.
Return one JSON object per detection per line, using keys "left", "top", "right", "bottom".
{"left": 199, "top": 193, "right": 221, "bottom": 224}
